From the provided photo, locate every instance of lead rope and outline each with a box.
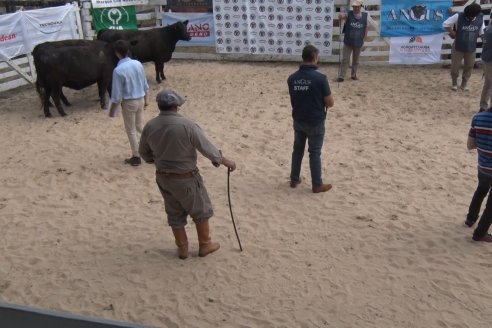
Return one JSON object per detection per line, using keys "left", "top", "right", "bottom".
{"left": 227, "top": 169, "right": 243, "bottom": 251}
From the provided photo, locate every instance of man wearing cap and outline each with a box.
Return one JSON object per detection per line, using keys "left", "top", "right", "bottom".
{"left": 139, "top": 90, "right": 236, "bottom": 259}
{"left": 443, "top": 3, "right": 485, "bottom": 91}
{"left": 109, "top": 40, "right": 149, "bottom": 166}
{"left": 336, "top": 0, "right": 368, "bottom": 82}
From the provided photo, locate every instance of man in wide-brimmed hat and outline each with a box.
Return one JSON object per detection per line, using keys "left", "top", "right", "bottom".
{"left": 443, "top": 2, "right": 485, "bottom": 91}
{"left": 336, "top": 0, "right": 368, "bottom": 82}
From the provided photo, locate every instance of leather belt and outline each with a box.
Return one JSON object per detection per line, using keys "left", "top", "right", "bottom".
{"left": 156, "top": 168, "right": 199, "bottom": 179}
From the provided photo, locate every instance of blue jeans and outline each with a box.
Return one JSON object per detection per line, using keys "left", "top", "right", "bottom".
{"left": 290, "top": 120, "right": 325, "bottom": 188}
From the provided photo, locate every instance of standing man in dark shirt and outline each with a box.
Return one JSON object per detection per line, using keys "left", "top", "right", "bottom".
{"left": 336, "top": 0, "right": 368, "bottom": 82}
{"left": 139, "top": 90, "right": 236, "bottom": 259}
{"left": 466, "top": 108, "right": 492, "bottom": 242}
{"left": 287, "top": 45, "right": 335, "bottom": 193}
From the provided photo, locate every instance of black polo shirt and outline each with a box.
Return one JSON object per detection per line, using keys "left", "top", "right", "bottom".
{"left": 287, "top": 64, "right": 331, "bottom": 125}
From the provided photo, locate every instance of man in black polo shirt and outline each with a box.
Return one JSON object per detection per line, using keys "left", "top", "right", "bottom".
{"left": 287, "top": 45, "right": 335, "bottom": 193}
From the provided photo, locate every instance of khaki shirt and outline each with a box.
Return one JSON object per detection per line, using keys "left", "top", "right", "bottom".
{"left": 139, "top": 111, "right": 222, "bottom": 173}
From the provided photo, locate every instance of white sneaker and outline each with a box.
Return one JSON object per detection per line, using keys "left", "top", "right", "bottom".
{"left": 451, "top": 85, "right": 458, "bottom": 91}
{"left": 460, "top": 85, "right": 469, "bottom": 91}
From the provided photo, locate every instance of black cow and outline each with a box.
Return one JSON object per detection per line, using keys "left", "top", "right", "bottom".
{"left": 97, "top": 21, "right": 191, "bottom": 83}
{"left": 33, "top": 40, "right": 118, "bottom": 117}
{"left": 33, "top": 40, "right": 96, "bottom": 108}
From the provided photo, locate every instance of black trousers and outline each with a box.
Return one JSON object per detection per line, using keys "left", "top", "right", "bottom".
{"left": 469, "top": 171, "right": 492, "bottom": 238}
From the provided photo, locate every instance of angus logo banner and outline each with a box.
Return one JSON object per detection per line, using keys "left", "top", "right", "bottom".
{"left": 381, "top": 0, "right": 451, "bottom": 37}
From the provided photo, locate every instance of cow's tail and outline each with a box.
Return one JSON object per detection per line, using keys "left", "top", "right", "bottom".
{"left": 96, "top": 29, "right": 106, "bottom": 40}
{"left": 32, "top": 47, "right": 46, "bottom": 106}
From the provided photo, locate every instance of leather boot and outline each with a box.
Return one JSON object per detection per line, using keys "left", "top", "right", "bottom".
{"left": 196, "top": 220, "right": 220, "bottom": 257}
{"left": 171, "top": 227, "right": 188, "bottom": 259}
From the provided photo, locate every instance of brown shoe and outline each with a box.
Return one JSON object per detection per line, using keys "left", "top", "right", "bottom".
{"left": 312, "top": 184, "right": 332, "bottom": 193}
{"left": 290, "top": 178, "right": 301, "bottom": 188}
{"left": 472, "top": 234, "right": 492, "bottom": 242}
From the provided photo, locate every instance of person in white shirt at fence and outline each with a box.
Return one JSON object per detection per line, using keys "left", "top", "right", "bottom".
{"left": 443, "top": 3, "right": 485, "bottom": 91}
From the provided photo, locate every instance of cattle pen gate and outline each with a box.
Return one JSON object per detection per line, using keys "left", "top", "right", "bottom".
{"left": 0, "top": 0, "right": 491, "bottom": 93}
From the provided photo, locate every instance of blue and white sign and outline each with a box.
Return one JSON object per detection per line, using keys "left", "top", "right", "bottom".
{"left": 381, "top": 0, "right": 451, "bottom": 37}
{"left": 163, "top": 12, "right": 214, "bottom": 46}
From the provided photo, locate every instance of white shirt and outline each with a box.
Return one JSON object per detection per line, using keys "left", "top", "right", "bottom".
{"left": 443, "top": 13, "right": 485, "bottom": 35}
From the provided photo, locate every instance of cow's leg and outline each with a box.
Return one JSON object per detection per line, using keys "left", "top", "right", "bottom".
{"left": 97, "top": 81, "right": 106, "bottom": 109}
{"left": 155, "top": 62, "right": 165, "bottom": 83}
{"left": 160, "top": 62, "right": 166, "bottom": 81}
{"left": 43, "top": 85, "right": 52, "bottom": 118}
{"left": 60, "top": 90, "right": 71, "bottom": 106}
{"left": 51, "top": 86, "right": 67, "bottom": 117}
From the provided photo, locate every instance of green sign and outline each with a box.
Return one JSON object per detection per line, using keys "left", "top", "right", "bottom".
{"left": 92, "top": 6, "right": 137, "bottom": 32}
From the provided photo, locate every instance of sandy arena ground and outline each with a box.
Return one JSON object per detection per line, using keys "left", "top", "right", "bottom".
{"left": 1, "top": 60, "right": 492, "bottom": 327}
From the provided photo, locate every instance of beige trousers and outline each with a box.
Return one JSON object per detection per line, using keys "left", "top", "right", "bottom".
{"left": 480, "top": 62, "right": 492, "bottom": 110}
{"left": 450, "top": 43, "right": 476, "bottom": 85}
{"left": 338, "top": 44, "right": 362, "bottom": 79}
{"left": 121, "top": 98, "right": 145, "bottom": 157}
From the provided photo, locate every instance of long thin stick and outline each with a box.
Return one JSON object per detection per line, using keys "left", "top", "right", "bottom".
{"left": 227, "top": 169, "right": 243, "bottom": 251}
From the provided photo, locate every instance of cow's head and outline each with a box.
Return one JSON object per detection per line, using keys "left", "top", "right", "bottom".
{"left": 175, "top": 20, "right": 192, "bottom": 41}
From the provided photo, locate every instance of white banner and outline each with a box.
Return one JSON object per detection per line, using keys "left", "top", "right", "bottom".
{"left": 389, "top": 34, "right": 444, "bottom": 65}
{"left": 91, "top": 0, "right": 148, "bottom": 9}
{"left": 0, "top": 4, "right": 80, "bottom": 61}
{"left": 0, "top": 12, "right": 26, "bottom": 61}
{"left": 213, "top": 0, "right": 334, "bottom": 56}
{"left": 163, "top": 12, "right": 215, "bottom": 46}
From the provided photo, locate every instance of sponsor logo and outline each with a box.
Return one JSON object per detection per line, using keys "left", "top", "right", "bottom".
{"left": 0, "top": 33, "right": 16, "bottom": 42}
{"left": 409, "top": 36, "right": 423, "bottom": 43}
{"left": 387, "top": 5, "right": 444, "bottom": 22}
{"left": 462, "top": 25, "right": 479, "bottom": 32}
{"left": 189, "top": 23, "right": 211, "bottom": 37}
{"left": 350, "top": 22, "right": 364, "bottom": 29}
